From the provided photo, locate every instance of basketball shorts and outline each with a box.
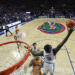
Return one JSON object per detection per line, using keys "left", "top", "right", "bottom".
{"left": 43, "top": 62, "right": 55, "bottom": 74}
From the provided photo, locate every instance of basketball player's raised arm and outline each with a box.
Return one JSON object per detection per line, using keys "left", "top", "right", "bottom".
{"left": 53, "top": 29, "right": 73, "bottom": 55}
{"left": 30, "top": 50, "right": 43, "bottom": 56}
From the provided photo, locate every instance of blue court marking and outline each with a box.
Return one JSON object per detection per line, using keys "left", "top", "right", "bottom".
{"left": 33, "top": 39, "right": 74, "bottom": 75}
{"left": 64, "top": 46, "right": 75, "bottom": 75}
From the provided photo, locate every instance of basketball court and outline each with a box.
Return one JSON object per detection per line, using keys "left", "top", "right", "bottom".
{"left": 0, "top": 18, "right": 75, "bottom": 75}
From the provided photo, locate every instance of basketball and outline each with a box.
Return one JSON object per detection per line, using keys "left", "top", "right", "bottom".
{"left": 66, "top": 20, "right": 75, "bottom": 28}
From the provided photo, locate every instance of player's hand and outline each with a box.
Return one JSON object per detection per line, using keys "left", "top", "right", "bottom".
{"left": 68, "top": 28, "right": 73, "bottom": 34}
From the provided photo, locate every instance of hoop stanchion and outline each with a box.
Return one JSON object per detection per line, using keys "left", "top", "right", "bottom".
{"left": 0, "top": 41, "right": 30, "bottom": 75}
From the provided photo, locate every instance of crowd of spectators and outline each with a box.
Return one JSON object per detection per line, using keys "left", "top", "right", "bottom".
{"left": 0, "top": 6, "right": 32, "bottom": 26}
{"left": 0, "top": 5, "right": 75, "bottom": 29}
{"left": 32, "top": 7, "right": 75, "bottom": 18}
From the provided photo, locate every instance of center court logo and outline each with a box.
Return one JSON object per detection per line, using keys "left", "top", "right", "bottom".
{"left": 38, "top": 22, "right": 65, "bottom": 34}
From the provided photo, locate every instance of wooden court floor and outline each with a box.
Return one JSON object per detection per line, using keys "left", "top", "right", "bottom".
{"left": 0, "top": 18, "right": 75, "bottom": 75}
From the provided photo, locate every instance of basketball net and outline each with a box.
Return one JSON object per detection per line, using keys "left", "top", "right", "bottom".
{"left": 11, "top": 63, "right": 25, "bottom": 75}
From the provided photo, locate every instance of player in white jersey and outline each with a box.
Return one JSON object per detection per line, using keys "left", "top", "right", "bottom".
{"left": 14, "top": 29, "right": 22, "bottom": 50}
{"left": 43, "top": 48, "right": 55, "bottom": 75}
{"left": 30, "top": 28, "right": 74, "bottom": 75}
{"left": 31, "top": 43, "right": 40, "bottom": 53}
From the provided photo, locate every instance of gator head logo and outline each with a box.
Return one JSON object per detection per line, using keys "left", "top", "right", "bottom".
{"left": 38, "top": 22, "right": 65, "bottom": 34}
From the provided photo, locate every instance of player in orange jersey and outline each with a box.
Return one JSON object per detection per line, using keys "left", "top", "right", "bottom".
{"left": 15, "top": 25, "right": 20, "bottom": 32}
{"left": 29, "top": 56, "right": 43, "bottom": 75}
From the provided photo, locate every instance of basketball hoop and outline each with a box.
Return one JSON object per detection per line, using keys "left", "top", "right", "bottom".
{"left": 0, "top": 41, "right": 30, "bottom": 75}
